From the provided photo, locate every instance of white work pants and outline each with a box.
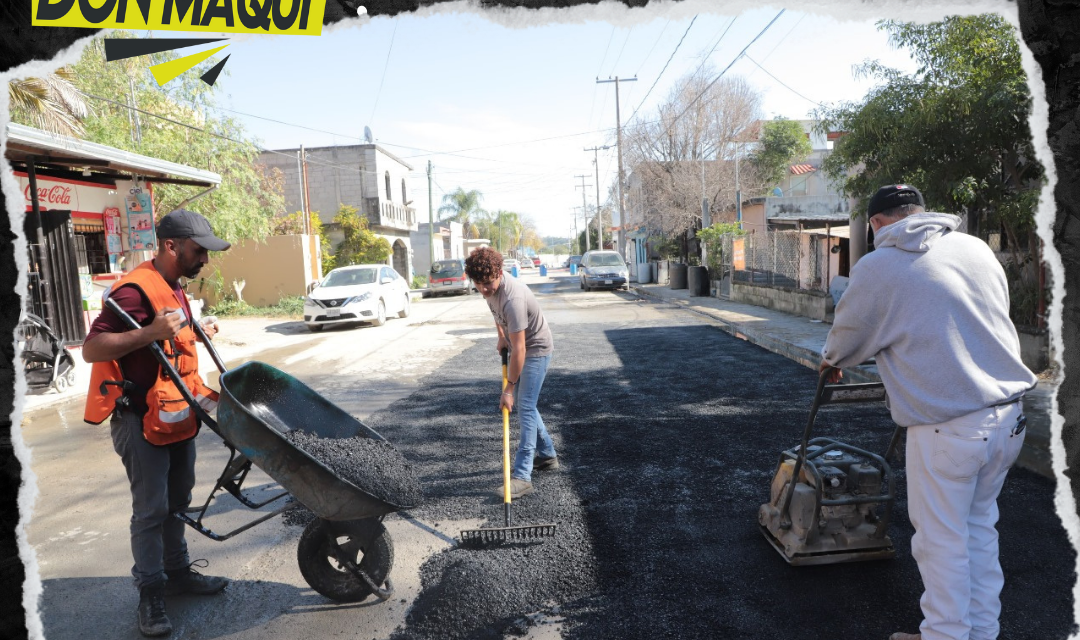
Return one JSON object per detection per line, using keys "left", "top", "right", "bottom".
{"left": 906, "top": 401, "right": 1026, "bottom": 640}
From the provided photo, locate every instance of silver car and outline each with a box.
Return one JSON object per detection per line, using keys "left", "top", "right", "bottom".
{"left": 579, "top": 250, "right": 629, "bottom": 291}
{"left": 304, "top": 264, "right": 411, "bottom": 332}
{"left": 428, "top": 259, "right": 472, "bottom": 296}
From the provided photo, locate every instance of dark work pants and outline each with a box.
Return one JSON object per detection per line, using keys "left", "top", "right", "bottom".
{"left": 110, "top": 409, "right": 196, "bottom": 590}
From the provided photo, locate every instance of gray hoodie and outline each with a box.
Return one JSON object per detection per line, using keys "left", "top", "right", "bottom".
{"left": 822, "top": 212, "right": 1036, "bottom": 427}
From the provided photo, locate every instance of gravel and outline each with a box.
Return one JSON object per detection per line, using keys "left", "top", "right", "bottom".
{"left": 281, "top": 430, "right": 423, "bottom": 508}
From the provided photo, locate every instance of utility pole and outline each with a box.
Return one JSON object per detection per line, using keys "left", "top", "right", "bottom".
{"left": 596, "top": 76, "right": 636, "bottom": 259}
{"left": 301, "top": 145, "right": 312, "bottom": 222}
{"left": 427, "top": 160, "right": 435, "bottom": 268}
{"left": 296, "top": 150, "right": 307, "bottom": 233}
{"left": 735, "top": 142, "right": 742, "bottom": 228}
{"left": 575, "top": 174, "right": 592, "bottom": 251}
{"left": 585, "top": 145, "right": 611, "bottom": 249}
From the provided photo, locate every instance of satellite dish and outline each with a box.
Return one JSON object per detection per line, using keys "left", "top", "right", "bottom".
{"left": 363, "top": 126, "right": 374, "bottom": 144}
{"left": 772, "top": 187, "right": 784, "bottom": 197}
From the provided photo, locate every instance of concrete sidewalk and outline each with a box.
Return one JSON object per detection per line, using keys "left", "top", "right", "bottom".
{"left": 629, "top": 281, "right": 1059, "bottom": 478}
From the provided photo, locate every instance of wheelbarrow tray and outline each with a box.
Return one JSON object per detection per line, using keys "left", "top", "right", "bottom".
{"left": 217, "top": 360, "right": 412, "bottom": 521}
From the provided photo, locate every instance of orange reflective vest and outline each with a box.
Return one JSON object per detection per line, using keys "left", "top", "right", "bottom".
{"left": 83, "top": 260, "right": 219, "bottom": 445}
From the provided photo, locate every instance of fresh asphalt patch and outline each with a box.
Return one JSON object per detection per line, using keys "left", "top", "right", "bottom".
{"left": 310, "top": 311, "right": 1075, "bottom": 640}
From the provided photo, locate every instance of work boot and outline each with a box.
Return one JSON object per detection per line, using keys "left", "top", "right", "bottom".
{"left": 165, "top": 560, "right": 228, "bottom": 596}
{"left": 137, "top": 581, "right": 172, "bottom": 637}
{"left": 889, "top": 633, "right": 920, "bottom": 640}
{"left": 533, "top": 455, "right": 559, "bottom": 471}
{"left": 497, "top": 478, "right": 534, "bottom": 499}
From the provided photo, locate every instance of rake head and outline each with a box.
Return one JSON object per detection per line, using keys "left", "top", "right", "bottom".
{"left": 459, "top": 523, "right": 557, "bottom": 547}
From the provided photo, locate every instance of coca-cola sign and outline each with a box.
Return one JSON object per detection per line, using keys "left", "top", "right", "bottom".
{"left": 24, "top": 184, "right": 73, "bottom": 205}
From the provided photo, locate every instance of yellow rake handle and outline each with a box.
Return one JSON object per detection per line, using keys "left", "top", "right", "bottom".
{"left": 501, "top": 348, "right": 513, "bottom": 509}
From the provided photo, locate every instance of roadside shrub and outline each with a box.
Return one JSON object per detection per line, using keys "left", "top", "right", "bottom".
{"left": 412, "top": 275, "right": 428, "bottom": 289}
{"left": 207, "top": 295, "right": 305, "bottom": 319}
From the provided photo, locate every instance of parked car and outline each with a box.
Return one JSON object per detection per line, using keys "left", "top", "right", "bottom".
{"left": 519, "top": 258, "right": 535, "bottom": 270}
{"left": 304, "top": 264, "right": 411, "bottom": 332}
{"left": 532, "top": 257, "right": 542, "bottom": 267}
{"left": 428, "top": 258, "right": 472, "bottom": 296}
{"left": 564, "top": 255, "right": 582, "bottom": 269}
{"left": 503, "top": 259, "right": 521, "bottom": 275}
{"left": 579, "top": 250, "right": 629, "bottom": 291}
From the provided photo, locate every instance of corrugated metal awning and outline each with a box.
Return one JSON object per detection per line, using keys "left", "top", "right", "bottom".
{"left": 799, "top": 225, "right": 851, "bottom": 238}
{"left": 5, "top": 123, "right": 221, "bottom": 187}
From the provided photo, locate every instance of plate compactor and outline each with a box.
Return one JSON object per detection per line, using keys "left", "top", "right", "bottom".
{"left": 759, "top": 369, "right": 903, "bottom": 566}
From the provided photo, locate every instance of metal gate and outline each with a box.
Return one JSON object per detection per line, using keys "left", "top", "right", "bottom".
{"left": 24, "top": 209, "right": 87, "bottom": 345}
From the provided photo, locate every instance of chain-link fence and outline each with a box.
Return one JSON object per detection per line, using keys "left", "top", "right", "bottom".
{"left": 709, "top": 230, "right": 828, "bottom": 293}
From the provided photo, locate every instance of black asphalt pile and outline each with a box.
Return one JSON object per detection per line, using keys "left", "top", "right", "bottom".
{"left": 282, "top": 430, "right": 423, "bottom": 508}
{"left": 302, "top": 291, "right": 1074, "bottom": 640}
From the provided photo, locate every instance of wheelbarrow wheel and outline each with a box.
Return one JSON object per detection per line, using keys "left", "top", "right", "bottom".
{"left": 297, "top": 518, "right": 394, "bottom": 603}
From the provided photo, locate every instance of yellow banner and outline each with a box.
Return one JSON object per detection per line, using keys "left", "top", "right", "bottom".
{"left": 31, "top": 0, "right": 325, "bottom": 35}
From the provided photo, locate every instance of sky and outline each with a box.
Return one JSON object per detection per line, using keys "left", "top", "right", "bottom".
{"left": 76, "top": 2, "right": 1018, "bottom": 240}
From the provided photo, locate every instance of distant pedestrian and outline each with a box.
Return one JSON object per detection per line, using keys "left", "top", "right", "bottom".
{"left": 465, "top": 247, "right": 558, "bottom": 499}
{"left": 83, "top": 209, "right": 232, "bottom": 637}
{"left": 820, "top": 185, "right": 1037, "bottom": 640}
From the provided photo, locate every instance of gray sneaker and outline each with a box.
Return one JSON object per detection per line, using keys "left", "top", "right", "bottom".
{"left": 889, "top": 633, "right": 921, "bottom": 640}
{"left": 137, "top": 581, "right": 172, "bottom": 637}
{"left": 533, "top": 456, "right": 559, "bottom": 471}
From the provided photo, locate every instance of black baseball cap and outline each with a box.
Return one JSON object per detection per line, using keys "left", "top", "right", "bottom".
{"left": 156, "top": 209, "right": 231, "bottom": 251}
{"left": 867, "top": 184, "right": 924, "bottom": 217}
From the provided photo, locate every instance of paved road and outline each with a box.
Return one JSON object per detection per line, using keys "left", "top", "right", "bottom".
{"left": 20, "top": 273, "right": 1075, "bottom": 640}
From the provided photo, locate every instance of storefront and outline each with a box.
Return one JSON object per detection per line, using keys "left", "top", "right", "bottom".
{"left": 5, "top": 123, "right": 221, "bottom": 344}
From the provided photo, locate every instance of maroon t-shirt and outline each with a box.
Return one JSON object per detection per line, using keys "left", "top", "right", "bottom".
{"left": 85, "top": 277, "right": 191, "bottom": 414}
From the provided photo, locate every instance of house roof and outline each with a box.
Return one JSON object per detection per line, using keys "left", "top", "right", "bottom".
{"left": 4, "top": 123, "right": 221, "bottom": 187}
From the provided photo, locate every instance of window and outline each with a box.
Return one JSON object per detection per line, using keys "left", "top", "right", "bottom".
{"left": 385, "top": 171, "right": 391, "bottom": 201}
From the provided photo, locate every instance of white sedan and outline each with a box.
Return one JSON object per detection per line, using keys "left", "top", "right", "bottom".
{"left": 304, "top": 264, "right": 411, "bottom": 332}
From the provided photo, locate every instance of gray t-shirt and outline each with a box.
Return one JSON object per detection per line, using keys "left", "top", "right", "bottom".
{"left": 486, "top": 274, "right": 553, "bottom": 356}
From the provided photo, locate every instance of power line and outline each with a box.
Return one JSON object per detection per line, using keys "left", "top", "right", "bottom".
{"left": 628, "top": 15, "right": 699, "bottom": 124}
{"left": 634, "top": 18, "right": 673, "bottom": 77}
{"left": 743, "top": 55, "right": 824, "bottom": 108}
{"left": 607, "top": 26, "right": 635, "bottom": 78}
{"left": 663, "top": 10, "right": 786, "bottom": 138}
{"left": 369, "top": 21, "right": 398, "bottom": 126}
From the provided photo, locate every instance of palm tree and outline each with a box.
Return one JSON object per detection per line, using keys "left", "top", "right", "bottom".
{"left": 8, "top": 67, "right": 88, "bottom": 136}
{"left": 438, "top": 187, "right": 485, "bottom": 239}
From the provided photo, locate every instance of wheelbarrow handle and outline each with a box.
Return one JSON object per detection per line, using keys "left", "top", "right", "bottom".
{"left": 189, "top": 315, "right": 229, "bottom": 375}
{"left": 104, "top": 296, "right": 220, "bottom": 433}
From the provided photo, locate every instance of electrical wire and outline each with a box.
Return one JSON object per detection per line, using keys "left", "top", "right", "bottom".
{"left": 368, "top": 21, "right": 398, "bottom": 127}
{"left": 628, "top": 15, "right": 698, "bottom": 124}
{"left": 744, "top": 55, "right": 824, "bottom": 107}
{"left": 662, "top": 10, "right": 786, "bottom": 138}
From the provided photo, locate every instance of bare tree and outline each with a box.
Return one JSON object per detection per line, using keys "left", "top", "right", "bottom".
{"left": 624, "top": 66, "right": 763, "bottom": 240}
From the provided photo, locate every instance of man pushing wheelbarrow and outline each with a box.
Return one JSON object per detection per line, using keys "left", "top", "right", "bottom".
{"left": 83, "top": 209, "right": 232, "bottom": 637}
{"left": 83, "top": 209, "right": 421, "bottom": 638}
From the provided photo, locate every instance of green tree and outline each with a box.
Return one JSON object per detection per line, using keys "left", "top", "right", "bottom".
{"left": 8, "top": 67, "right": 88, "bottom": 136}
{"left": 748, "top": 117, "right": 813, "bottom": 189}
{"left": 332, "top": 204, "right": 391, "bottom": 268}
{"left": 55, "top": 33, "right": 284, "bottom": 245}
{"left": 814, "top": 15, "right": 1042, "bottom": 265}
{"left": 438, "top": 187, "right": 485, "bottom": 239}
{"left": 696, "top": 222, "right": 746, "bottom": 273}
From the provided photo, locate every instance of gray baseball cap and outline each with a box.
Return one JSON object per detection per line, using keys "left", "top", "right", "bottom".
{"left": 156, "top": 209, "right": 231, "bottom": 251}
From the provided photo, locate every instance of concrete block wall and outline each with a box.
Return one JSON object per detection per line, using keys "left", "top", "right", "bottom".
{"left": 730, "top": 282, "right": 833, "bottom": 321}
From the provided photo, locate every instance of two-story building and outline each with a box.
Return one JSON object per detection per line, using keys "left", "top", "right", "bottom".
{"left": 258, "top": 143, "right": 417, "bottom": 281}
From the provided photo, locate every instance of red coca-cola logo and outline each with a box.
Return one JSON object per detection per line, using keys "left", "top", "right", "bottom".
{"left": 23, "top": 184, "right": 72, "bottom": 205}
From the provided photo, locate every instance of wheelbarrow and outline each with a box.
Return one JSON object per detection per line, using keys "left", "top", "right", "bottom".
{"left": 104, "top": 297, "right": 418, "bottom": 603}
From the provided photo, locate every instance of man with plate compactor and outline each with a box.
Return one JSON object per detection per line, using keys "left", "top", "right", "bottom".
{"left": 83, "top": 209, "right": 232, "bottom": 637}
{"left": 820, "top": 185, "right": 1036, "bottom": 640}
